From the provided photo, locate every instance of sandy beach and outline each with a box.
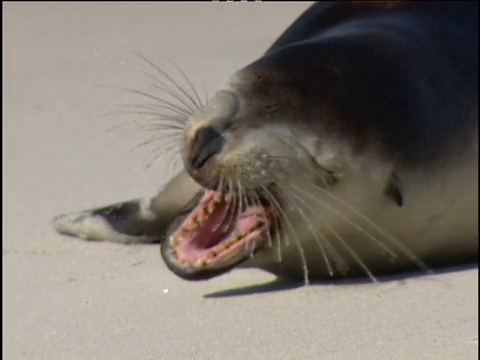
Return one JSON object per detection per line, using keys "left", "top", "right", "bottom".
{"left": 3, "top": 3, "right": 478, "bottom": 359}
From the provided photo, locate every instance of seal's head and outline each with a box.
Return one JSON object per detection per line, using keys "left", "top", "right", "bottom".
{"left": 160, "top": 46, "right": 418, "bottom": 281}
{"left": 159, "top": 61, "right": 317, "bottom": 280}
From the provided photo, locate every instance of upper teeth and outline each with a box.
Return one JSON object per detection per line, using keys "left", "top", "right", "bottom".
{"left": 207, "top": 202, "right": 217, "bottom": 214}
{"left": 213, "top": 193, "right": 223, "bottom": 203}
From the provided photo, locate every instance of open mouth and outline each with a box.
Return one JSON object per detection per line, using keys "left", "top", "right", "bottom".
{"left": 161, "top": 190, "right": 275, "bottom": 279}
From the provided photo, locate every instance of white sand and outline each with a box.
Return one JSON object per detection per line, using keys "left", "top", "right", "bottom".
{"left": 3, "top": 3, "right": 478, "bottom": 359}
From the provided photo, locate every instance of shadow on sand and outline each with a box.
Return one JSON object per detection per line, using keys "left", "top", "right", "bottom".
{"left": 204, "top": 262, "right": 478, "bottom": 298}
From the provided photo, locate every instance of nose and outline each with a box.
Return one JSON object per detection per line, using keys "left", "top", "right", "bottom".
{"left": 190, "top": 126, "right": 225, "bottom": 169}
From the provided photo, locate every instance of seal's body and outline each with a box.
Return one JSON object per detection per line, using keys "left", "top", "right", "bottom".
{"left": 54, "top": 2, "right": 478, "bottom": 282}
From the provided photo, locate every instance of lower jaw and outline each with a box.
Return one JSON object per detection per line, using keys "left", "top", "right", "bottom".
{"left": 161, "top": 248, "right": 247, "bottom": 280}
{"left": 161, "top": 237, "right": 271, "bottom": 280}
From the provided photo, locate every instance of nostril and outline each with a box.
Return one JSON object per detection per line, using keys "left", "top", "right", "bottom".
{"left": 190, "top": 126, "right": 225, "bottom": 169}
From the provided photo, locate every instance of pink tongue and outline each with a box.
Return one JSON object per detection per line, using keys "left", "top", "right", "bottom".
{"left": 194, "top": 202, "right": 231, "bottom": 248}
{"left": 193, "top": 204, "right": 269, "bottom": 249}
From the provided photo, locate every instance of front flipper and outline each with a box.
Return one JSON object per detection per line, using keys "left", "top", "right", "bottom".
{"left": 53, "top": 170, "right": 202, "bottom": 244}
{"left": 53, "top": 199, "right": 168, "bottom": 244}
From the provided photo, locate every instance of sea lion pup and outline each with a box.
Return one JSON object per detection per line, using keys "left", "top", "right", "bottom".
{"left": 54, "top": 1, "right": 478, "bottom": 283}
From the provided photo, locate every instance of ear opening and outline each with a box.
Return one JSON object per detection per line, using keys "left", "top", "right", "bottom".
{"left": 384, "top": 171, "right": 404, "bottom": 207}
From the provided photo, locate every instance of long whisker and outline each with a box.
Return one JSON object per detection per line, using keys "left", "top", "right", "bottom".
{"left": 323, "top": 222, "right": 377, "bottom": 282}
{"left": 286, "top": 188, "right": 349, "bottom": 275}
{"left": 285, "top": 190, "right": 335, "bottom": 277}
{"left": 129, "top": 131, "right": 180, "bottom": 150}
{"left": 221, "top": 179, "right": 238, "bottom": 234}
{"left": 319, "top": 231, "right": 349, "bottom": 276}
{"left": 118, "top": 97, "right": 193, "bottom": 118}
{"left": 260, "top": 186, "right": 283, "bottom": 263}
{"left": 262, "top": 186, "right": 310, "bottom": 285}
{"left": 98, "top": 85, "right": 192, "bottom": 118}
{"left": 104, "top": 110, "right": 187, "bottom": 130}
{"left": 132, "top": 51, "right": 201, "bottom": 111}
{"left": 171, "top": 61, "right": 204, "bottom": 108}
{"left": 114, "top": 102, "right": 190, "bottom": 120}
{"left": 249, "top": 189, "right": 274, "bottom": 249}
{"left": 211, "top": 178, "right": 230, "bottom": 233}
{"left": 144, "top": 78, "right": 197, "bottom": 114}
{"left": 289, "top": 183, "right": 398, "bottom": 258}
{"left": 100, "top": 114, "right": 186, "bottom": 134}
{"left": 144, "top": 140, "right": 182, "bottom": 171}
